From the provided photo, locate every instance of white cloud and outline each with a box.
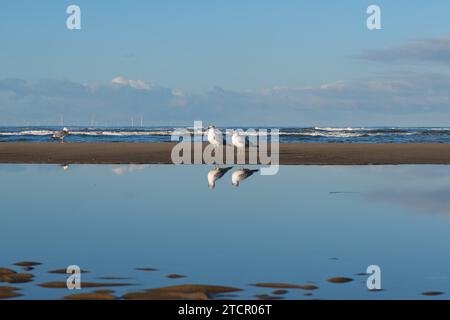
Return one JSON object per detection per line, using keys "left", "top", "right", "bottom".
{"left": 1, "top": 71, "right": 450, "bottom": 126}
{"left": 111, "top": 76, "right": 152, "bottom": 90}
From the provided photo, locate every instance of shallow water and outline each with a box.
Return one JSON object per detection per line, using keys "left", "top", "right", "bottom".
{"left": 1, "top": 164, "right": 450, "bottom": 299}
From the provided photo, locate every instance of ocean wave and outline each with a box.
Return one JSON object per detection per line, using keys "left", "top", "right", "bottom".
{"left": 313, "top": 127, "right": 364, "bottom": 131}
{"left": 281, "top": 132, "right": 366, "bottom": 138}
{"left": 0, "top": 127, "right": 449, "bottom": 142}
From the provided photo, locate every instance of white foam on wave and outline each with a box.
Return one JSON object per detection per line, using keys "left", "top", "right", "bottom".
{"left": 314, "top": 127, "right": 364, "bottom": 131}
{"left": 0, "top": 130, "right": 54, "bottom": 136}
{"left": 288, "top": 132, "right": 366, "bottom": 138}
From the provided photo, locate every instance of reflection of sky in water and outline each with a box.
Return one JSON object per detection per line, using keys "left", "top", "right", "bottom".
{"left": 1, "top": 164, "right": 450, "bottom": 299}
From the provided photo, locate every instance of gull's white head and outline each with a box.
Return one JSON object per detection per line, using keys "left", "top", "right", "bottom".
{"left": 231, "top": 170, "right": 241, "bottom": 187}
{"left": 63, "top": 127, "right": 69, "bottom": 132}
{"left": 207, "top": 169, "right": 217, "bottom": 189}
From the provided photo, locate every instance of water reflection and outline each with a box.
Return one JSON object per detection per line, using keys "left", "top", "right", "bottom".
{"left": 368, "top": 186, "right": 450, "bottom": 215}
{"left": 206, "top": 166, "right": 260, "bottom": 188}
{"left": 207, "top": 166, "right": 233, "bottom": 189}
{"left": 231, "top": 167, "right": 259, "bottom": 187}
{"left": 2, "top": 164, "right": 450, "bottom": 299}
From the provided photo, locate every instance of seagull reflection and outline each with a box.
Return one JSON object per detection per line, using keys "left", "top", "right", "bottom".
{"left": 61, "top": 163, "right": 69, "bottom": 171}
{"left": 208, "top": 166, "right": 233, "bottom": 189}
{"left": 231, "top": 168, "right": 259, "bottom": 187}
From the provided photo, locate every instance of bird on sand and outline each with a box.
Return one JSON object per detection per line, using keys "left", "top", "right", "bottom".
{"left": 206, "top": 125, "right": 223, "bottom": 148}
{"left": 231, "top": 168, "right": 259, "bottom": 187}
{"left": 52, "top": 127, "right": 69, "bottom": 143}
{"left": 231, "top": 131, "right": 248, "bottom": 156}
{"left": 207, "top": 166, "right": 233, "bottom": 189}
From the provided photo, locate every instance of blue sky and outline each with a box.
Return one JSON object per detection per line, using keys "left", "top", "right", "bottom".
{"left": 1, "top": 1, "right": 450, "bottom": 126}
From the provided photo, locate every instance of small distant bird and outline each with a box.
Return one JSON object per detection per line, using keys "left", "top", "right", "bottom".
{"left": 52, "top": 127, "right": 69, "bottom": 143}
{"left": 207, "top": 166, "right": 233, "bottom": 189}
{"left": 206, "top": 125, "right": 223, "bottom": 148}
{"left": 231, "top": 168, "right": 259, "bottom": 187}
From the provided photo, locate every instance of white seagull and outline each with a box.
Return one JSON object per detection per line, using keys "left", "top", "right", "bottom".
{"left": 207, "top": 166, "right": 233, "bottom": 189}
{"left": 52, "top": 127, "right": 69, "bottom": 143}
{"left": 231, "top": 131, "right": 247, "bottom": 156}
{"left": 231, "top": 168, "right": 259, "bottom": 187}
{"left": 206, "top": 125, "right": 223, "bottom": 148}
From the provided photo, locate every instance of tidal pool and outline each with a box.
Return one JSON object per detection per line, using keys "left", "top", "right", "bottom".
{"left": 1, "top": 164, "right": 449, "bottom": 299}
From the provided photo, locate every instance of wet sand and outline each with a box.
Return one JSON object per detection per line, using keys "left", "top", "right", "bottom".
{"left": 1, "top": 142, "right": 450, "bottom": 165}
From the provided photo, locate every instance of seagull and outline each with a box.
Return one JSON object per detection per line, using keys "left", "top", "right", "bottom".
{"left": 207, "top": 166, "right": 233, "bottom": 189}
{"left": 206, "top": 125, "right": 223, "bottom": 148}
{"left": 231, "top": 168, "right": 259, "bottom": 187}
{"left": 52, "top": 127, "right": 69, "bottom": 143}
{"left": 231, "top": 131, "right": 247, "bottom": 156}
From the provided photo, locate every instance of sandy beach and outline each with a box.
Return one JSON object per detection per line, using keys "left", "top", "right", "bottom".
{"left": 1, "top": 142, "right": 450, "bottom": 165}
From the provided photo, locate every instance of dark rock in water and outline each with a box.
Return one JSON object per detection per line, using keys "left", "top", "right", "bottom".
{"left": 64, "top": 293, "right": 116, "bottom": 300}
{"left": 14, "top": 262, "right": 42, "bottom": 267}
{"left": 355, "top": 272, "right": 369, "bottom": 276}
{"left": 166, "top": 274, "right": 186, "bottom": 279}
{"left": 254, "top": 294, "right": 283, "bottom": 300}
{"left": 0, "top": 273, "right": 34, "bottom": 284}
{"left": 272, "top": 290, "right": 288, "bottom": 295}
{"left": 421, "top": 291, "right": 444, "bottom": 296}
{"left": 123, "top": 284, "right": 241, "bottom": 300}
{"left": 48, "top": 268, "right": 89, "bottom": 274}
{"left": 327, "top": 277, "right": 353, "bottom": 284}
{"left": 251, "top": 283, "right": 318, "bottom": 290}
{"left": 0, "top": 291, "right": 23, "bottom": 299}
{"left": 135, "top": 267, "right": 159, "bottom": 272}
{"left": 0, "top": 268, "right": 16, "bottom": 276}
{"left": 38, "top": 281, "right": 132, "bottom": 288}
{"left": 23, "top": 267, "right": 34, "bottom": 272}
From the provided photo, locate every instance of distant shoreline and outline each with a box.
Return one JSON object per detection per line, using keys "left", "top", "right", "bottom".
{"left": 1, "top": 142, "right": 450, "bottom": 165}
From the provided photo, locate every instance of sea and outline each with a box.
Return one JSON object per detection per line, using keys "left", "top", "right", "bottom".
{"left": 1, "top": 126, "right": 450, "bottom": 143}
